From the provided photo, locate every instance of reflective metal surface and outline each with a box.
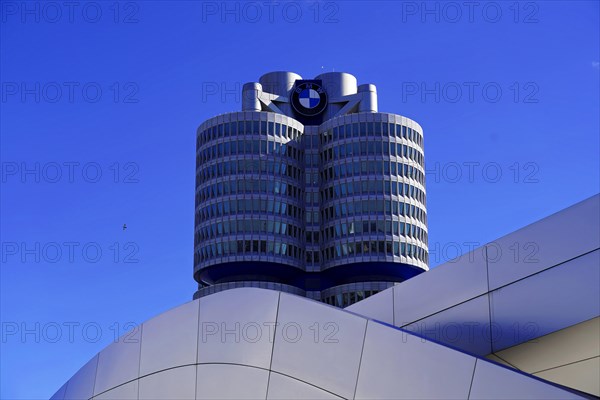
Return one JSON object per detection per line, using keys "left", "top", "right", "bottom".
{"left": 196, "top": 364, "right": 268, "bottom": 400}
{"left": 271, "top": 293, "right": 367, "bottom": 399}
{"left": 197, "top": 288, "right": 279, "bottom": 369}
{"left": 355, "top": 320, "right": 476, "bottom": 399}
{"left": 469, "top": 359, "right": 581, "bottom": 399}
{"left": 402, "top": 294, "right": 492, "bottom": 356}
{"left": 63, "top": 355, "right": 97, "bottom": 400}
{"left": 140, "top": 300, "right": 200, "bottom": 376}
{"left": 490, "top": 249, "right": 600, "bottom": 352}
{"left": 93, "top": 326, "right": 141, "bottom": 396}
{"left": 139, "top": 366, "right": 196, "bottom": 400}
{"left": 393, "top": 247, "right": 488, "bottom": 325}
{"left": 52, "top": 288, "right": 585, "bottom": 400}
{"left": 266, "top": 372, "right": 342, "bottom": 400}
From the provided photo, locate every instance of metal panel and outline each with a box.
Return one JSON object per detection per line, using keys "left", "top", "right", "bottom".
{"left": 394, "top": 248, "right": 488, "bottom": 325}
{"left": 139, "top": 300, "right": 200, "bottom": 376}
{"left": 270, "top": 293, "right": 366, "bottom": 399}
{"left": 266, "top": 372, "right": 342, "bottom": 399}
{"left": 93, "top": 381, "right": 137, "bottom": 400}
{"left": 490, "top": 250, "right": 600, "bottom": 352}
{"left": 197, "top": 288, "right": 279, "bottom": 369}
{"left": 195, "top": 364, "right": 269, "bottom": 400}
{"left": 534, "top": 356, "right": 600, "bottom": 397}
{"left": 355, "top": 320, "right": 476, "bottom": 399}
{"left": 402, "top": 295, "right": 492, "bottom": 356}
{"left": 494, "top": 317, "right": 600, "bottom": 373}
{"left": 93, "top": 326, "right": 141, "bottom": 396}
{"left": 138, "top": 365, "right": 196, "bottom": 400}
{"left": 345, "top": 286, "right": 394, "bottom": 325}
{"left": 469, "top": 359, "right": 582, "bottom": 399}
{"left": 487, "top": 195, "right": 600, "bottom": 290}
{"left": 63, "top": 355, "right": 98, "bottom": 400}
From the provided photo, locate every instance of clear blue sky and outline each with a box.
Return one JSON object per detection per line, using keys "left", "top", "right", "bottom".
{"left": 1, "top": 1, "right": 598, "bottom": 399}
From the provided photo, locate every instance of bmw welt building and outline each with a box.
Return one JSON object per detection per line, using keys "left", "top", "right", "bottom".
{"left": 194, "top": 71, "right": 428, "bottom": 306}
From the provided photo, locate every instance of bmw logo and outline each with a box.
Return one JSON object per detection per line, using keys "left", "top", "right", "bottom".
{"left": 291, "top": 81, "right": 327, "bottom": 116}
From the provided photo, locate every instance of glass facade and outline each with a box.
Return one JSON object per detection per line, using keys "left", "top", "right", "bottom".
{"left": 194, "top": 111, "right": 428, "bottom": 306}
{"left": 195, "top": 112, "right": 305, "bottom": 272}
{"left": 319, "top": 114, "right": 428, "bottom": 272}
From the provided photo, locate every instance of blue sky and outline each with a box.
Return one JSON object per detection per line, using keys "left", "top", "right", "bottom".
{"left": 1, "top": 1, "right": 598, "bottom": 398}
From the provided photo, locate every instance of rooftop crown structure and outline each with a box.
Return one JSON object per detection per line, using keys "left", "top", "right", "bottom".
{"left": 194, "top": 72, "right": 428, "bottom": 306}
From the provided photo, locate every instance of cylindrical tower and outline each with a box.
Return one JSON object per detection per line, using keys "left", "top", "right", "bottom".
{"left": 315, "top": 72, "right": 358, "bottom": 121}
{"left": 242, "top": 82, "right": 262, "bottom": 112}
{"left": 259, "top": 71, "right": 302, "bottom": 116}
{"left": 259, "top": 71, "right": 302, "bottom": 96}
{"left": 195, "top": 72, "right": 428, "bottom": 307}
{"left": 318, "top": 112, "right": 428, "bottom": 306}
{"left": 194, "top": 111, "right": 305, "bottom": 299}
{"left": 358, "top": 84, "right": 378, "bottom": 113}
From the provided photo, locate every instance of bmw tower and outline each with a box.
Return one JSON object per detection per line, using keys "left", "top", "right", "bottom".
{"left": 194, "top": 71, "right": 428, "bottom": 306}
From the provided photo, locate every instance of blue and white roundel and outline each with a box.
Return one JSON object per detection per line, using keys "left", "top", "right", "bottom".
{"left": 299, "top": 88, "right": 321, "bottom": 109}
{"left": 291, "top": 81, "right": 328, "bottom": 117}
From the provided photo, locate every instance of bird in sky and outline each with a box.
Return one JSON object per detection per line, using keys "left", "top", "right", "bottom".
{"left": 123, "top": 224, "right": 127, "bottom": 231}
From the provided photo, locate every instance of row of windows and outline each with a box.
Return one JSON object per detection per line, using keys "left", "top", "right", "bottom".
{"left": 321, "top": 141, "right": 424, "bottom": 166}
{"left": 322, "top": 182, "right": 426, "bottom": 208}
{"left": 322, "top": 200, "right": 427, "bottom": 225}
{"left": 198, "top": 121, "right": 423, "bottom": 151}
{"left": 197, "top": 178, "right": 302, "bottom": 203}
{"left": 322, "top": 220, "right": 428, "bottom": 244}
{"left": 195, "top": 240, "right": 303, "bottom": 264}
{"left": 196, "top": 199, "right": 304, "bottom": 221}
{"left": 321, "top": 122, "right": 423, "bottom": 148}
{"left": 197, "top": 175, "right": 424, "bottom": 207}
{"left": 197, "top": 159, "right": 303, "bottom": 185}
{"left": 321, "top": 161, "right": 425, "bottom": 186}
{"left": 322, "top": 241, "right": 429, "bottom": 264}
{"left": 196, "top": 197, "right": 425, "bottom": 226}
{"left": 195, "top": 238, "right": 428, "bottom": 266}
{"left": 198, "top": 135, "right": 423, "bottom": 171}
{"left": 195, "top": 219, "right": 303, "bottom": 244}
{"left": 197, "top": 138, "right": 303, "bottom": 165}
{"left": 198, "top": 120, "right": 301, "bottom": 148}
{"left": 197, "top": 160, "right": 426, "bottom": 195}
{"left": 322, "top": 290, "right": 379, "bottom": 307}
{"left": 194, "top": 218, "right": 427, "bottom": 248}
